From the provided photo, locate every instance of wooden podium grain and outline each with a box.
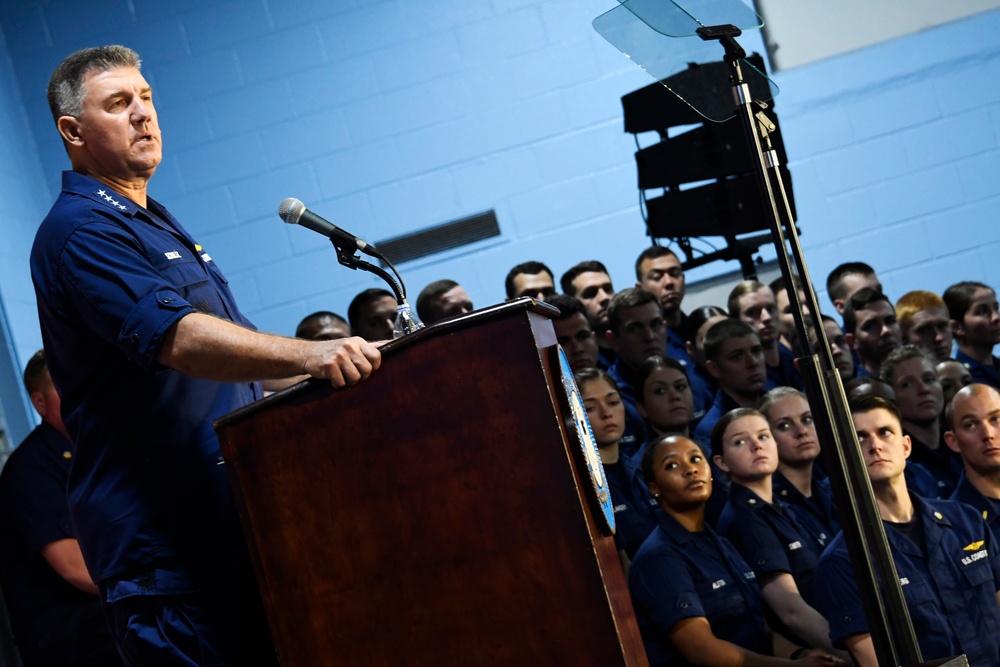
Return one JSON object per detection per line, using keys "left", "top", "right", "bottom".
{"left": 214, "top": 299, "right": 648, "bottom": 666}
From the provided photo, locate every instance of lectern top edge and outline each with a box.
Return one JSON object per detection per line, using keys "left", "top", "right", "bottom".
{"left": 213, "top": 296, "right": 560, "bottom": 430}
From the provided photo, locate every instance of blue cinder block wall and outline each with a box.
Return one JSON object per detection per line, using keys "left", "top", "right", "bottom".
{"left": 0, "top": 0, "right": 998, "bottom": 443}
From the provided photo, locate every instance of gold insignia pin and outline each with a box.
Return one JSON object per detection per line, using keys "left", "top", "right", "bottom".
{"left": 964, "top": 540, "right": 985, "bottom": 551}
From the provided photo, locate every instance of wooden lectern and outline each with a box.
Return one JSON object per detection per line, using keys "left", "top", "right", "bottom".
{"left": 215, "top": 299, "right": 648, "bottom": 666}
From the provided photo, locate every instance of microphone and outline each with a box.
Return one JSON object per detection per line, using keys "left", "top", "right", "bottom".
{"left": 278, "top": 198, "right": 378, "bottom": 257}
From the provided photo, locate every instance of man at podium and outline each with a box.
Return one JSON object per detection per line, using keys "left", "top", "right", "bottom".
{"left": 30, "top": 45, "right": 382, "bottom": 667}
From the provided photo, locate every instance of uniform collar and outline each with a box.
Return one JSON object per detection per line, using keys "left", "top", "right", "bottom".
{"left": 655, "top": 508, "right": 699, "bottom": 545}
{"left": 36, "top": 420, "right": 75, "bottom": 458}
{"left": 62, "top": 171, "right": 141, "bottom": 217}
{"left": 885, "top": 494, "right": 952, "bottom": 556}
{"left": 729, "top": 480, "right": 780, "bottom": 510}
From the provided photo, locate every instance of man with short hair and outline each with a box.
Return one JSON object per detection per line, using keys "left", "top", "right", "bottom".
{"left": 634, "top": 246, "right": 692, "bottom": 368}
{"left": 31, "top": 45, "right": 381, "bottom": 666}
{"left": 945, "top": 383, "right": 1000, "bottom": 536}
{"left": 348, "top": 288, "right": 397, "bottom": 342}
{"left": 769, "top": 275, "right": 810, "bottom": 350}
{"left": 728, "top": 280, "right": 802, "bottom": 390}
{"left": 295, "top": 311, "right": 351, "bottom": 341}
{"left": 895, "top": 290, "right": 953, "bottom": 362}
{"left": 843, "top": 287, "right": 902, "bottom": 377}
{"left": 604, "top": 288, "right": 668, "bottom": 454}
{"left": 561, "top": 260, "right": 616, "bottom": 368}
{"left": 415, "top": 279, "right": 474, "bottom": 325}
{"left": 826, "top": 261, "right": 882, "bottom": 315}
{"left": 504, "top": 261, "right": 555, "bottom": 301}
{"left": 0, "top": 351, "right": 122, "bottom": 667}
{"left": 546, "top": 294, "right": 599, "bottom": 372}
{"left": 814, "top": 396, "right": 1000, "bottom": 667}
{"left": 692, "top": 319, "right": 768, "bottom": 448}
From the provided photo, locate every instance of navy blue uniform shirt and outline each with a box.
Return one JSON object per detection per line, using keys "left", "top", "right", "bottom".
{"left": 30, "top": 172, "right": 263, "bottom": 586}
{"left": 766, "top": 343, "right": 804, "bottom": 391}
{"left": 607, "top": 358, "right": 648, "bottom": 456}
{"left": 717, "top": 482, "right": 821, "bottom": 601}
{"left": 815, "top": 495, "right": 1000, "bottom": 667}
{"left": 956, "top": 350, "right": 1000, "bottom": 390}
{"left": 665, "top": 324, "right": 708, "bottom": 422}
{"left": 603, "top": 454, "right": 659, "bottom": 558}
{"left": 693, "top": 389, "right": 742, "bottom": 455}
{"left": 629, "top": 511, "right": 769, "bottom": 667}
{"left": 951, "top": 472, "right": 1000, "bottom": 540}
{"left": 0, "top": 422, "right": 121, "bottom": 666}
{"left": 772, "top": 470, "right": 840, "bottom": 551}
{"left": 905, "top": 431, "right": 962, "bottom": 498}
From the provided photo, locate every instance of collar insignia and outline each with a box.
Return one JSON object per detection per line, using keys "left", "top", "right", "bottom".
{"left": 95, "top": 188, "right": 128, "bottom": 211}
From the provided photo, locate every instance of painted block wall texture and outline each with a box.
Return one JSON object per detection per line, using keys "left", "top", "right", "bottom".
{"left": 0, "top": 0, "right": 996, "bottom": 401}
{"left": 0, "top": 28, "right": 52, "bottom": 442}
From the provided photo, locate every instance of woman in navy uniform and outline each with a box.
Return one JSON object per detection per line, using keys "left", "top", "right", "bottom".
{"left": 713, "top": 409, "right": 843, "bottom": 658}
{"left": 576, "top": 368, "right": 658, "bottom": 562}
{"left": 628, "top": 433, "right": 845, "bottom": 667}
{"left": 759, "top": 387, "right": 839, "bottom": 550}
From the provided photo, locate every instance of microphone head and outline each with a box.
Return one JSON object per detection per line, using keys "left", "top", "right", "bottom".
{"left": 278, "top": 198, "right": 306, "bottom": 225}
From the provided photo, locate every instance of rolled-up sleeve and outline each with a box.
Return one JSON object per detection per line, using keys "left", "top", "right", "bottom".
{"left": 56, "top": 218, "right": 196, "bottom": 372}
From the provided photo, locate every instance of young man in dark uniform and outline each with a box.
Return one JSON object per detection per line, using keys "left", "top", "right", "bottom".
{"left": 814, "top": 396, "right": 1000, "bottom": 667}
{"left": 0, "top": 351, "right": 122, "bottom": 667}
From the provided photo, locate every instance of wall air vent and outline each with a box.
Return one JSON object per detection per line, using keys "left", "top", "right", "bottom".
{"left": 375, "top": 210, "right": 500, "bottom": 266}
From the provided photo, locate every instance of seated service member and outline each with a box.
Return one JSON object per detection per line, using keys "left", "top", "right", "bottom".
{"left": 576, "top": 368, "right": 658, "bottom": 561}
{"left": 759, "top": 387, "right": 839, "bottom": 550}
{"left": 634, "top": 355, "right": 696, "bottom": 453}
{"left": 348, "top": 288, "right": 396, "bottom": 341}
{"left": 503, "top": 260, "right": 556, "bottom": 301}
{"left": 944, "top": 281, "right": 1000, "bottom": 389}
{"left": 821, "top": 315, "right": 855, "bottom": 383}
{"left": 635, "top": 246, "right": 693, "bottom": 368}
{"left": 0, "top": 351, "right": 122, "bottom": 667}
{"left": 787, "top": 315, "right": 855, "bottom": 384}
{"left": 684, "top": 305, "right": 728, "bottom": 418}
{"left": 729, "top": 280, "right": 802, "bottom": 390}
{"left": 895, "top": 290, "right": 953, "bottom": 362}
{"left": 295, "top": 310, "right": 351, "bottom": 341}
{"left": 633, "top": 354, "right": 729, "bottom": 527}
{"left": 415, "top": 279, "right": 474, "bottom": 325}
{"left": 843, "top": 287, "right": 902, "bottom": 378}
{"left": 880, "top": 345, "right": 960, "bottom": 497}
{"left": 825, "top": 261, "right": 882, "bottom": 316}
{"left": 561, "top": 260, "right": 616, "bottom": 368}
{"left": 945, "top": 383, "right": 1000, "bottom": 536}
{"left": 937, "top": 359, "right": 973, "bottom": 408}
{"left": 546, "top": 294, "right": 599, "bottom": 372}
{"left": 693, "top": 319, "right": 768, "bottom": 449}
{"left": 605, "top": 288, "right": 670, "bottom": 453}
{"left": 628, "top": 435, "right": 844, "bottom": 667}
{"left": 770, "top": 275, "right": 810, "bottom": 351}
{"left": 814, "top": 396, "right": 1000, "bottom": 667}
{"left": 713, "top": 409, "right": 837, "bottom": 655}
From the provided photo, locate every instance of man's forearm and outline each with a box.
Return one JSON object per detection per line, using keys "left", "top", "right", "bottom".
{"left": 157, "top": 312, "right": 381, "bottom": 387}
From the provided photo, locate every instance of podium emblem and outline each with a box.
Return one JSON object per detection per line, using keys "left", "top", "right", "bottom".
{"left": 553, "top": 347, "right": 616, "bottom": 535}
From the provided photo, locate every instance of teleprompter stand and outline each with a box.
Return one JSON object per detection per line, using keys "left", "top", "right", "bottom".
{"left": 595, "top": 2, "right": 967, "bottom": 666}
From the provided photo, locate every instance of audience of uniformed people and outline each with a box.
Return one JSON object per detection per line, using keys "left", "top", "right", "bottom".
{"left": 11, "top": 234, "right": 1000, "bottom": 665}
